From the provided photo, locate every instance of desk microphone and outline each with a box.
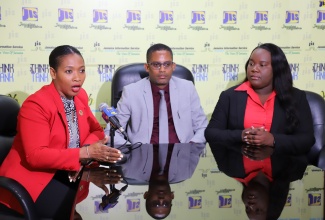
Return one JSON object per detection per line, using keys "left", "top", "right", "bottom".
{"left": 98, "top": 103, "right": 128, "bottom": 139}
{"left": 99, "top": 184, "right": 128, "bottom": 211}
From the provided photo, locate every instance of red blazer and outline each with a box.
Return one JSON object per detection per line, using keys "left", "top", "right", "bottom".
{"left": 0, "top": 82, "right": 104, "bottom": 211}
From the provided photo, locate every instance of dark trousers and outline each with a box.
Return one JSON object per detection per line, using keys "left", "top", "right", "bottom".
{"left": 35, "top": 170, "right": 80, "bottom": 220}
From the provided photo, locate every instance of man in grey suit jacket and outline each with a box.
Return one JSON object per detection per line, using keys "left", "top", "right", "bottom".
{"left": 104, "top": 43, "right": 207, "bottom": 145}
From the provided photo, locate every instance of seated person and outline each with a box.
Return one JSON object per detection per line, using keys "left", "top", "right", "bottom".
{"left": 0, "top": 45, "right": 123, "bottom": 219}
{"left": 205, "top": 43, "right": 315, "bottom": 156}
{"left": 105, "top": 43, "right": 208, "bottom": 145}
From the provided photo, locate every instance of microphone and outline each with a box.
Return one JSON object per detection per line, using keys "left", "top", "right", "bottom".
{"left": 98, "top": 103, "right": 128, "bottom": 139}
{"left": 99, "top": 184, "right": 128, "bottom": 211}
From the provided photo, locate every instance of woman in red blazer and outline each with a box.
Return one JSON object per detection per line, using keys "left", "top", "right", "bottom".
{"left": 0, "top": 45, "right": 123, "bottom": 218}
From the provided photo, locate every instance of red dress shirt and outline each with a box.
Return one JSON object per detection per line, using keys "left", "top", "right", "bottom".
{"left": 235, "top": 81, "right": 276, "bottom": 185}
{"left": 150, "top": 83, "right": 180, "bottom": 144}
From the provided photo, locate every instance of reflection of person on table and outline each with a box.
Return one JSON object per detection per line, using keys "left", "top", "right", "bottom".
{"left": 104, "top": 43, "right": 207, "bottom": 145}
{"left": 74, "top": 166, "right": 122, "bottom": 220}
{"left": 206, "top": 43, "right": 315, "bottom": 220}
{"left": 0, "top": 45, "right": 123, "bottom": 219}
{"left": 117, "top": 143, "right": 204, "bottom": 219}
{"left": 144, "top": 144, "right": 174, "bottom": 219}
{"left": 214, "top": 143, "right": 309, "bottom": 220}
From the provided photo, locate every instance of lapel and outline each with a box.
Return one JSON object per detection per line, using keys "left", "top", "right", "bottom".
{"left": 270, "top": 96, "right": 281, "bottom": 133}
{"left": 46, "top": 83, "right": 70, "bottom": 147}
{"left": 74, "top": 95, "right": 87, "bottom": 143}
{"left": 169, "top": 77, "right": 179, "bottom": 120}
{"left": 236, "top": 91, "right": 247, "bottom": 129}
{"left": 143, "top": 78, "right": 154, "bottom": 139}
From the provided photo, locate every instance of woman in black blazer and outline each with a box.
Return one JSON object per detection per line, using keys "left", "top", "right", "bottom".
{"left": 205, "top": 43, "right": 315, "bottom": 219}
{"left": 205, "top": 43, "right": 315, "bottom": 158}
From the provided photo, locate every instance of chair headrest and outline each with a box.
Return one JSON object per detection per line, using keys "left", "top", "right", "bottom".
{"left": 111, "top": 63, "right": 194, "bottom": 107}
{"left": 0, "top": 95, "right": 20, "bottom": 136}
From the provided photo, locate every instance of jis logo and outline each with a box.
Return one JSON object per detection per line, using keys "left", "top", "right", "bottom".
{"left": 254, "top": 11, "right": 268, "bottom": 24}
{"left": 308, "top": 193, "right": 321, "bottom": 206}
{"left": 93, "top": 9, "right": 108, "bottom": 23}
{"left": 58, "top": 8, "right": 73, "bottom": 22}
{"left": 126, "top": 10, "right": 141, "bottom": 23}
{"left": 22, "top": 7, "right": 38, "bottom": 21}
{"left": 0, "top": 64, "right": 14, "bottom": 82}
{"left": 223, "top": 11, "right": 237, "bottom": 24}
{"left": 285, "top": 11, "right": 299, "bottom": 23}
{"left": 159, "top": 11, "right": 173, "bottom": 24}
{"left": 188, "top": 196, "right": 202, "bottom": 209}
{"left": 191, "top": 11, "right": 205, "bottom": 24}
{"left": 126, "top": 199, "right": 140, "bottom": 212}
{"left": 317, "top": 10, "right": 325, "bottom": 23}
{"left": 219, "top": 195, "right": 232, "bottom": 208}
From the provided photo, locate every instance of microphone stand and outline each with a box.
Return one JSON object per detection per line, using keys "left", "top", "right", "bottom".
{"left": 109, "top": 125, "right": 116, "bottom": 148}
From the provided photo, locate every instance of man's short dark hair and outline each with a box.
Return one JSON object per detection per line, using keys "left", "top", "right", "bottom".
{"left": 146, "top": 43, "right": 173, "bottom": 63}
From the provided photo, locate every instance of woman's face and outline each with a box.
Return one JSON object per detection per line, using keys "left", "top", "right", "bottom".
{"left": 50, "top": 53, "right": 85, "bottom": 99}
{"left": 242, "top": 183, "right": 269, "bottom": 220}
{"left": 246, "top": 48, "right": 273, "bottom": 93}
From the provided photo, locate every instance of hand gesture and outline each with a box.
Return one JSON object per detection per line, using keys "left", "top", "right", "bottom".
{"left": 84, "top": 167, "right": 122, "bottom": 194}
{"left": 81, "top": 136, "right": 123, "bottom": 163}
{"left": 242, "top": 126, "right": 274, "bottom": 147}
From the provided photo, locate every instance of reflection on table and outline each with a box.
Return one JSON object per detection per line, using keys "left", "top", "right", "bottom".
{"left": 75, "top": 143, "right": 323, "bottom": 220}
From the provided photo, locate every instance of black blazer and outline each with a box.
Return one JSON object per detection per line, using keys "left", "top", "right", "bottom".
{"left": 205, "top": 85, "right": 315, "bottom": 156}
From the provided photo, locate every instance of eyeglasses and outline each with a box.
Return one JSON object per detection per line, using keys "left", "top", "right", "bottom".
{"left": 148, "top": 61, "right": 174, "bottom": 70}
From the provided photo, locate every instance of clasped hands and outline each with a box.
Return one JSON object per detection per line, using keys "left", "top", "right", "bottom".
{"left": 241, "top": 126, "right": 275, "bottom": 161}
{"left": 80, "top": 136, "right": 123, "bottom": 164}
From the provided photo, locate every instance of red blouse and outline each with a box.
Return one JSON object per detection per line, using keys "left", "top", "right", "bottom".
{"left": 235, "top": 81, "right": 276, "bottom": 185}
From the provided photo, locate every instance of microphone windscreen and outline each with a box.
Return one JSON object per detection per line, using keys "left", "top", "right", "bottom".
{"left": 98, "top": 103, "right": 109, "bottom": 112}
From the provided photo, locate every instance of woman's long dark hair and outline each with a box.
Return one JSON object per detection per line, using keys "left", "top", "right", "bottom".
{"left": 244, "top": 43, "right": 299, "bottom": 133}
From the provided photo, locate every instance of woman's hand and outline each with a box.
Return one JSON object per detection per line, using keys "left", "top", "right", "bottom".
{"left": 83, "top": 167, "right": 122, "bottom": 193}
{"left": 80, "top": 136, "right": 123, "bottom": 163}
{"left": 242, "top": 126, "right": 274, "bottom": 147}
{"left": 242, "top": 145, "right": 274, "bottom": 161}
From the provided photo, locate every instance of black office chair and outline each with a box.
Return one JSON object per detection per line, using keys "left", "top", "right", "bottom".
{"left": 0, "top": 95, "right": 39, "bottom": 220}
{"left": 305, "top": 91, "right": 325, "bottom": 169}
{"left": 304, "top": 90, "right": 325, "bottom": 218}
{"left": 111, "top": 63, "right": 194, "bottom": 107}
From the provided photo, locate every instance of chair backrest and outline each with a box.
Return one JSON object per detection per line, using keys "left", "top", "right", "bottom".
{"left": 305, "top": 91, "right": 325, "bottom": 169}
{"left": 0, "top": 95, "right": 20, "bottom": 165}
{"left": 111, "top": 63, "right": 194, "bottom": 107}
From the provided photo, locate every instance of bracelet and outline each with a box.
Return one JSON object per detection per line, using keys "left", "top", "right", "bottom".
{"left": 86, "top": 169, "right": 90, "bottom": 182}
{"left": 86, "top": 146, "right": 90, "bottom": 158}
{"left": 83, "top": 144, "right": 90, "bottom": 159}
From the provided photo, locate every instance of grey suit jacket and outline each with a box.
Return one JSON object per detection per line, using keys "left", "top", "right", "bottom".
{"left": 105, "top": 76, "right": 208, "bottom": 145}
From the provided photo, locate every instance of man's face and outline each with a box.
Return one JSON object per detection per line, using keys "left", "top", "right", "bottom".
{"left": 144, "top": 176, "right": 174, "bottom": 218}
{"left": 145, "top": 50, "right": 176, "bottom": 89}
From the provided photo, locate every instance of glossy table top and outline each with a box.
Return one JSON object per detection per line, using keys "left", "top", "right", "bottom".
{"left": 75, "top": 143, "right": 323, "bottom": 220}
